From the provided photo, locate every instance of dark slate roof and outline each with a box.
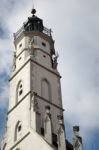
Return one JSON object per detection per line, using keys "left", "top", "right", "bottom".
{"left": 23, "top": 15, "right": 44, "bottom": 32}
{"left": 66, "top": 140, "right": 73, "bottom": 150}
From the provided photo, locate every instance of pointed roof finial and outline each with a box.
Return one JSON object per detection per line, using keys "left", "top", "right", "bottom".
{"left": 31, "top": 2, "right": 36, "bottom": 16}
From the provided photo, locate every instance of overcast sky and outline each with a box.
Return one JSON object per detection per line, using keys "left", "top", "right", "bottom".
{"left": 0, "top": 0, "right": 99, "bottom": 149}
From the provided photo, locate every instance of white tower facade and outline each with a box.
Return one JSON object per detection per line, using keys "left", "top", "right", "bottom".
{"left": 1, "top": 9, "right": 70, "bottom": 150}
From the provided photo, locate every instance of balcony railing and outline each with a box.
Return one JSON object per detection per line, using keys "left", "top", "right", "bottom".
{"left": 14, "top": 25, "right": 52, "bottom": 40}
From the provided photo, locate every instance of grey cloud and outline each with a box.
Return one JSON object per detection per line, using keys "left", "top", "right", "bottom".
{"left": 0, "top": 21, "right": 9, "bottom": 39}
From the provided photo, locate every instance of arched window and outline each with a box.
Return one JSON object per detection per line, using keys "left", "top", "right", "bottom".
{"left": 14, "top": 121, "right": 22, "bottom": 141}
{"left": 16, "top": 80, "right": 23, "bottom": 103}
{"left": 41, "top": 79, "right": 51, "bottom": 102}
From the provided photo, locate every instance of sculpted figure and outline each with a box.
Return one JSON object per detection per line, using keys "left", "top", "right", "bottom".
{"left": 73, "top": 126, "right": 83, "bottom": 150}
{"left": 12, "top": 51, "right": 16, "bottom": 71}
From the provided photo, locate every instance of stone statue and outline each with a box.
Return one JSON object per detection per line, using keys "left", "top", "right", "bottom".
{"left": 12, "top": 51, "right": 16, "bottom": 71}
{"left": 57, "top": 115, "right": 66, "bottom": 150}
{"left": 44, "top": 106, "right": 52, "bottom": 145}
{"left": 52, "top": 51, "right": 59, "bottom": 69}
{"left": 30, "top": 92, "right": 39, "bottom": 112}
{"left": 28, "top": 37, "right": 35, "bottom": 56}
{"left": 73, "top": 126, "right": 83, "bottom": 150}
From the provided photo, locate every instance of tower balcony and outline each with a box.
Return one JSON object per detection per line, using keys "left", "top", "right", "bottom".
{"left": 14, "top": 25, "right": 52, "bottom": 40}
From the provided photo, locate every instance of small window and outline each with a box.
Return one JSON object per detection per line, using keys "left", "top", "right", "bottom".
{"left": 15, "top": 121, "right": 22, "bottom": 141}
{"left": 18, "top": 125, "right": 22, "bottom": 132}
{"left": 19, "top": 89, "right": 23, "bottom": 95}
{"left": 20, "top": 84, "right": 22, "bottom": 88}
{"left": 18, "top": 81, "right": 23, "bottom": 96}
{"left": 16, "top": 80, "right": 23, "bottom": 103}
{"left": 43, "top": 55, "right": 46, "bottom": 58}
{"left": 42, "top": 42, "right": 46, "bottom": 47}
{"left": 19, "top": 43, "right": 22, "bottom": 48}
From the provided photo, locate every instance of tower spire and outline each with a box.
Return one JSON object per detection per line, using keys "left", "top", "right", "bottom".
{"left": 31, "top": 2, "right": 36, "bottom": 16}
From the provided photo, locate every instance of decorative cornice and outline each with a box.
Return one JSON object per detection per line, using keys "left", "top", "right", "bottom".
{"left": 16, "top": 47, "right": 51, "bottom": 59}
{"left": 9, "top": 58, "right": 61, "bottom": 82}
{"left": 31, "top": 58, "right": 61, "bottom": 78}
{"left": 9, "top": 59, "right": 30, "bottom": 81}
{"left": 9, "top": 132, "right": 30, "bottom": 150}
{"left": 16, "top": 48, "right": 27, "bottom": 59}
{"left": 8, "top": 90, "right": 64, "bottom": 115}
{"left": 7, "top": 91, "right": 31, "bottom": 115}
{"left": 36, "top": 93, "right": 64, "bottom": 111}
